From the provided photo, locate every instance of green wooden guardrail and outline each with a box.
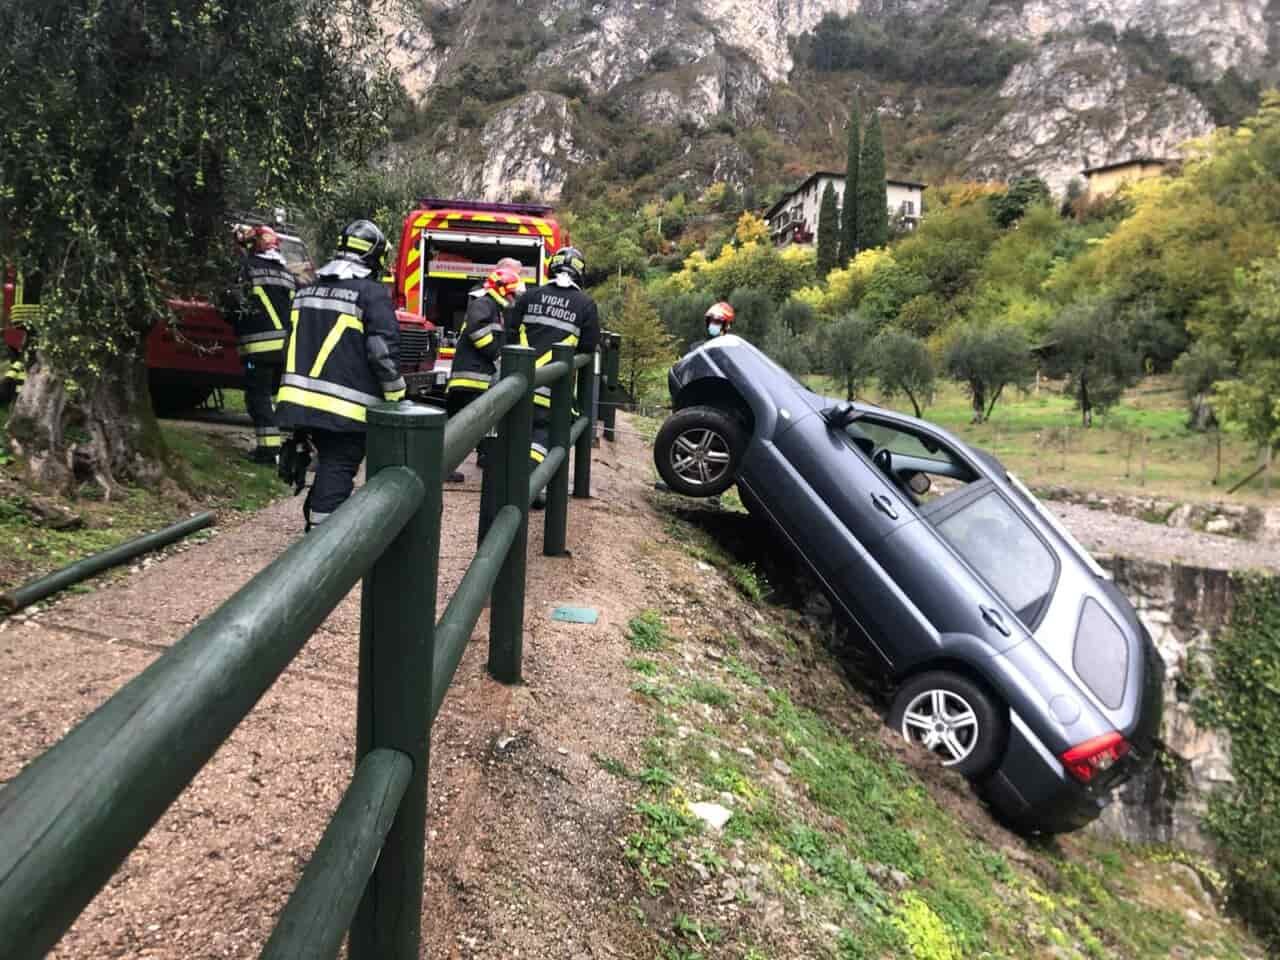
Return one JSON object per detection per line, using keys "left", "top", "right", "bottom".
{"left": 0, "top": 336, "right": 616, "bottom": 960}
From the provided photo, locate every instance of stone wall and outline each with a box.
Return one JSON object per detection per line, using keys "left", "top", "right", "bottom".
{"left": 1090, "top": 556, "right": 1241, "bottom": 852}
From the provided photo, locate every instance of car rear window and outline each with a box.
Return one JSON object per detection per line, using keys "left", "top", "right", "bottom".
{"left": 934, "top": 490, "right": 1057, "bottom": 625}
{"left": 1073, "top": 598, "right": 1129, "bottom": 709}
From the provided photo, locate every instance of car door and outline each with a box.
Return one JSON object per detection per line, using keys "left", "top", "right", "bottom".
{"left": 840, "top": 417, "right": 1048, "bottom": 664}
{"left": 760, "top": 411, "right": 929, "bottom": 666}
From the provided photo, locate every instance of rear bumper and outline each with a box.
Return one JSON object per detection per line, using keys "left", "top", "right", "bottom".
{"left": 980, "top": 711, "right": 1110, "bottom": 835}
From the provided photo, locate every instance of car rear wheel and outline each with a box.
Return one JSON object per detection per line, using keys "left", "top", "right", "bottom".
{"left": 889, "top": 671, "right": 1006, "bottom": 778}
{"left": 654, "top": 405, "right": 746, "bottom": 497}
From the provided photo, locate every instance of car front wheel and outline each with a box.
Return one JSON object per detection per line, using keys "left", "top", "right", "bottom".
{"left": 889, "top": 671, "right": 1006, "bottom": 778}
{"left": 654, "top": 405, "right": 746, "bottom": 497}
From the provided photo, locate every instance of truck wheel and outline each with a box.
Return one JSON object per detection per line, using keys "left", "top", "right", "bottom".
{"left": 889, "top": 671, "right": 1006, "bottom": 778}
{"left": 654, "top": 405, "right": 746, "bottom": 498}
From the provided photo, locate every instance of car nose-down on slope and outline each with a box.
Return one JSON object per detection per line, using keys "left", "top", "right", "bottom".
{"left": 654, "top": 336, "right": 1164, "bottom": 834}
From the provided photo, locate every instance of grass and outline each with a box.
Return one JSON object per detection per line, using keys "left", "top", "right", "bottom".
{"left": 611, "top": 497, "right": 1266, "bottom": 959}
{"left": 810, "top": 375, "right": 1276, "bottom": 506}
{"left": 0, "top": 406, "right": 281, "bottom": 595}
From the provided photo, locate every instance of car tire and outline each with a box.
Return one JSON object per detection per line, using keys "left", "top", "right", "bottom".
{"left": 654, "top": 405, "right": 746, "bottom": 498}
{"left": 889, "top": 671, "right": 1006, "bottom": 778}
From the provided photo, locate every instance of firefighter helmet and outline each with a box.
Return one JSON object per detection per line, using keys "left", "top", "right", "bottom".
{"left": 484, "top": 267, "right": 523, "bottom": 304}
{"left": 336, "top": 219, "right": 388, "bottom": 271}
{"left": 704, "top": 301, "right": 735, "bottom": 335}
{"left": 253, "top": 225, "right": 281, "bottom": 254}
{"left": 548, "top": 245, "right": 586, "bottom": 284}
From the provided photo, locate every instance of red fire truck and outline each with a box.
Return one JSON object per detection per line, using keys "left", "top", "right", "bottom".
{"left": 2, "top": 218, "right": 440, "bottom": 413}
{"left": 390, "top": 197, "right": 568, "bottom": 399}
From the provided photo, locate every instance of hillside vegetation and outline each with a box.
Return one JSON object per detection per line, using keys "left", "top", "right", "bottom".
{"left": 585, "top": 96, "right": 1280, "bottom": 500}
{"left": 606, "top": 486, "right": 1265, "bottom": 959}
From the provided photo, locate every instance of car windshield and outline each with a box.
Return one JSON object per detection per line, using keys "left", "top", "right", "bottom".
{"left": 934, "top": 489, "right": 1057, "bottom": 624}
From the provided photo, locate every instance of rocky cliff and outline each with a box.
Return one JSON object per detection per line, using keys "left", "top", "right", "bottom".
{"left": 383, "top": 1, "right": 1275, "bottom": 202}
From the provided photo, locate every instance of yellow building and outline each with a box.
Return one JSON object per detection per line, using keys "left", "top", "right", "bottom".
{"left": 1081, "top": 158, "right": 1170, "bottom": 198}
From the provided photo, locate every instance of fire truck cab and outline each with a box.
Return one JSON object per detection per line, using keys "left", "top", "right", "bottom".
{"left": 391, "top": 197, "right": 566, "bottom": 401}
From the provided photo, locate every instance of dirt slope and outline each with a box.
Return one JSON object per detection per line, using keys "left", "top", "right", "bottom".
{"left": 0, "top": 418, "right": 1266, "bottom": 959}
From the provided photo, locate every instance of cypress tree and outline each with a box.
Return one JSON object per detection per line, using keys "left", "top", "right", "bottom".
{"left": 840, "top": 105, "right": 860, "bottom": 263}
{"left": 856, "top": 112, "right": 890, "bottom": 250}
{"left": 817, "top": 181, "right": 840, "bottom": 277}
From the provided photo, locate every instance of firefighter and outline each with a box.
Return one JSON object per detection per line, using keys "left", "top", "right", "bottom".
{"left": 694, "top": 301, "right": 735, "bottom": 348}
{"left": 275, "top": 219, "right": 406, "bottom": 531}
{"left": 232, "top": 224, "right": 296, "bottom": 462}
{"left": 506, "top": 245, "right": 599, "bottom": 507}
{"left": 444, "top": 264, "right": 525, "bottom": 481}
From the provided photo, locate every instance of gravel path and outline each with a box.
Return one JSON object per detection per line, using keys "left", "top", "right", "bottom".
{"left": 1049, "top": 500, "right": 1280, "bottom": 572}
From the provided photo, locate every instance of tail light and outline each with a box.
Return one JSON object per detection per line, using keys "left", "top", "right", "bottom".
{"left": 1060, "top": 732, "right": 1130, "bottom": 783}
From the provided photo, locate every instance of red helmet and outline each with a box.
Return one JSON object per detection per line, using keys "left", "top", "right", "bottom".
{"left": 253, "top": 226, "right": 281, "bottom": 254}
{"left": 705, "top": 301, "right": 735, "bottom": 331}
{"left": 484, "top": 267, "right": 522, "bottom": 304}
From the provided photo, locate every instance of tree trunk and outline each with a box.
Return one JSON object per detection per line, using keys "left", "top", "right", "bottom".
{"left": 984, "top": 383, "right": 1006, "bottom": 423}
{"left": 969, "top": 380, "right": 986, "bottom": 423}
{"left": 1079, "top": 374, "right": 1092, "bottom": 428}
{"left": 845, "top": 375, "right": 854, "bottom": 401}
{"left": 6, "top": 349, "right": 169, "bottom": 498}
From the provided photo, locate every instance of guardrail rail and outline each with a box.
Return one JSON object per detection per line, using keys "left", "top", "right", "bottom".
{"left": 0, "top": 338, "right": 615, "bottom": 959}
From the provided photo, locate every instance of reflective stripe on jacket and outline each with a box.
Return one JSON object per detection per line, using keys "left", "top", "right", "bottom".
{"left": 235, "top": 253, "right": 295, "bottom": 360}
{"left": 274, "top": 272, "right": 404, "bottom": 433}
{"left": 447, "top": 288, "right": 506, "bottom": 395}
{"left": 508, "top": 281, "right": 600, "bottom": 407}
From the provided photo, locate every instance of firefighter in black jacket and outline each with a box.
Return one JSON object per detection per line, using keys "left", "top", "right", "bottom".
{"left": 507, "top": 245, "right": 600, "bottom": 506}
{"left": 275, "top": 220, "right": 407, "bottom": 530}
{"left": 443, "top": 264, "right": 525, "bottom": 480}
{"left": 232, "top": 225, "right": 295, "bottom": 462}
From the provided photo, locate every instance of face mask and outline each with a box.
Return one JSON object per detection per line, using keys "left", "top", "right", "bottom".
{"left": 707, "top": 323, "right": 722, "bottom": 337}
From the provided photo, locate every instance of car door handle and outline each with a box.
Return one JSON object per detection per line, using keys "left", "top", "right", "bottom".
{"left": 980, "top": 604, "right": 1011, "bottom": 637}
{"left": 871, "top": 492, "right": 898, "bottom": 520}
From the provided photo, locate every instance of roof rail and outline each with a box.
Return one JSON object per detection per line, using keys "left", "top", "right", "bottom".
{"left": 416, "top": 196, "right": 555, "bottom": 217}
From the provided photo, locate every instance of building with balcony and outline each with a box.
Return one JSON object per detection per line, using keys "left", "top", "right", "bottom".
{"left": 764, "top": 171, "right": 926, "bottom": 247}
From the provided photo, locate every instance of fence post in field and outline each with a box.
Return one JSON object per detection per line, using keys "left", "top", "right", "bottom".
{"left": 603, "top": 332, "right": 621, "bottom": 443}
{"left": 489, "top": 345, "right": 535, "bottom": 684}
{"left": 544, "top": 343, "right": 575, "bottom": 556}
{"left": 573, "top": 347, "right": 595, "bottom": 499}
{"left": 350, "top": 402, "right": 444, "bottom": 960}
{"left": 1140, "top": 433, "right": 1148, "bottom": 488}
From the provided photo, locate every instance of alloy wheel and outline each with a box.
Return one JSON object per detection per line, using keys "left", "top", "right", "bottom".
{"left": 899, "top": 688, "right": 980, "bottom": 766}
{"left": 668, "top": 427, "right": 732, "bottom": 489}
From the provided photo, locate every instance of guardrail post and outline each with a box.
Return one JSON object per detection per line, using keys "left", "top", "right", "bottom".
{"left": 602, "top": 331, "right": 622, "bottom": 442}
{"left": 544, "top": 343, "right": 575, "bottom": 556}
{"left": 489, "top": 345, "right": 535, "bottom": 684}
{"left": 573, "top": 350, "right": 595, "bottom": 499}
{"left": 351, "top": 402, "right": 444, "bottom": 960}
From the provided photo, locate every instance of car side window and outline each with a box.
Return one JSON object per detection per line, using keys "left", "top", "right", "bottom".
{"left": 933, "top": 488, "right": 1058, "bottom": 626}
{"left": 845, "top": 417, "right": 978, "bottom": 501}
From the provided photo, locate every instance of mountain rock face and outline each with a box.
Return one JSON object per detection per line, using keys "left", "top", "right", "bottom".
{"left": 969, "top": 37, "right": 1216, "bottom": 193}
{"left": 385, "top": 0, "right": 1273, "bottom": 202}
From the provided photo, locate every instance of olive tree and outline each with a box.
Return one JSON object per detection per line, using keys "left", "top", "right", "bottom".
{"left": 943, "top": 322, "right": 1035, "bottom": 422}
{"left": 0, "top": 0, "right": 402, "bottom": 494}
{"left": 825, "top": 311, "right": 878, "bottom": 401}
{"left": 872, "top": 328, "right": 935, "bottom": 417}
{"left": 1044, "top": 298, "right": 1142, "bottom": 427}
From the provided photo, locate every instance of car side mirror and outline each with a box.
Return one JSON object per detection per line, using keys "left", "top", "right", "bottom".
{"left": 907, "top": 472, "right": 932, "bottom": 497}
{"left": 823, "top": 402, "right": 858, "bottom": 429}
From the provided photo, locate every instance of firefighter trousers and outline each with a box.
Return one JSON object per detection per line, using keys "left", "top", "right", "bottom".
{"left": 244, "top": 358, "right": 283, "bottom": 455}
{"left": 304, "top": 430, "right": 367, "bottom": 528}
